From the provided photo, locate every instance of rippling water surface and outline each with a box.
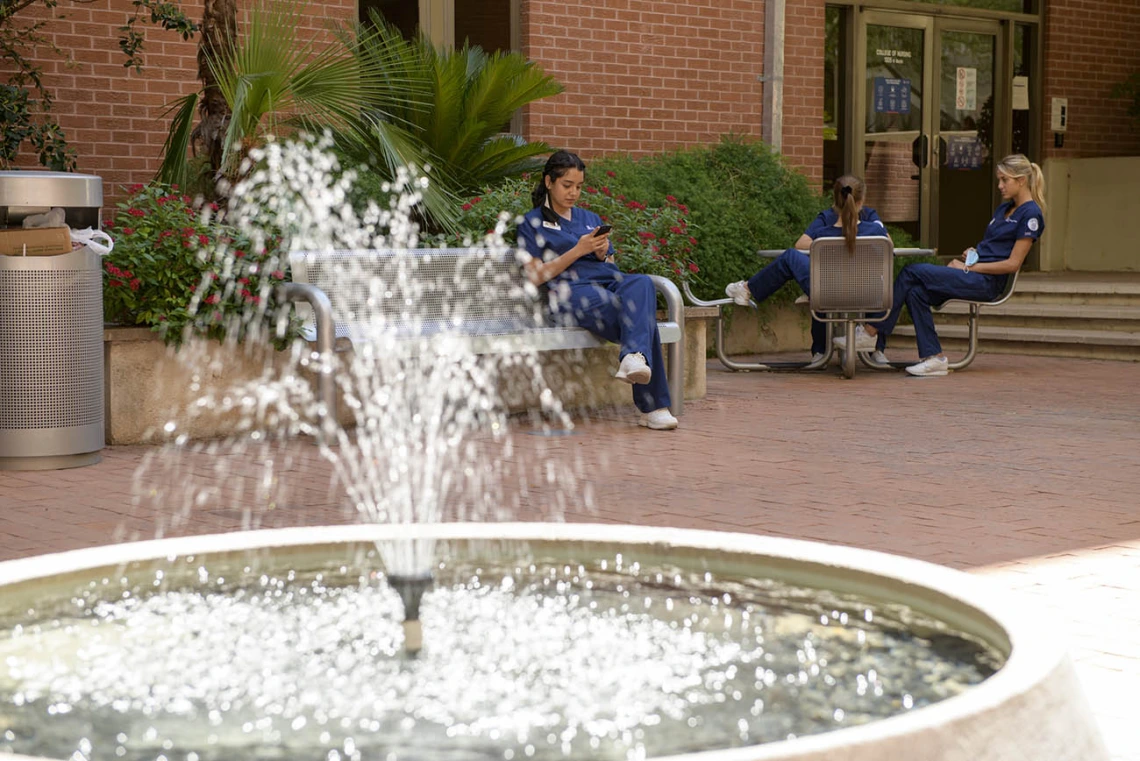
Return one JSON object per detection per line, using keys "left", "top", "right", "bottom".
{"left": 0, "top": 552, "right": 1003, "bottom": 761}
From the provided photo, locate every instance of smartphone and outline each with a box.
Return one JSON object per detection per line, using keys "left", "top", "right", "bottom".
{"left": 592, "top": 224, "right": 613, "bottom": 237}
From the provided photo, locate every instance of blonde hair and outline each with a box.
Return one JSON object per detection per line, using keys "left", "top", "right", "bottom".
{"left": 997, "top": 154, "right": 1046, "bottom": 214}
{"left": 832, "top": 175, "right": 866, "bottom": 253}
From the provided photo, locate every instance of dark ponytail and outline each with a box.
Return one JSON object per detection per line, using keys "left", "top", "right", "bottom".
{"left": 833, "top": 175, "right": 866, "bottom": 254}
{"left": 532, "top": 150, "right": 587, "bottom": 208}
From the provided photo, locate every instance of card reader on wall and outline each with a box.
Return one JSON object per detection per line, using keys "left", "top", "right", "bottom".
{"left": 1051, "top": 97, "right": 1067, "bottom": 147}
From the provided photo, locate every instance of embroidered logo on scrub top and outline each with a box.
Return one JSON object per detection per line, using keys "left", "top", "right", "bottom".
{"left": 1027, "top": 218, "right": 1039, "bottom": 231}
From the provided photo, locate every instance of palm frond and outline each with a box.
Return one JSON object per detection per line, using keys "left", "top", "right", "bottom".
{"left": 155, "top": 92, "right": 199, "bottom": 187}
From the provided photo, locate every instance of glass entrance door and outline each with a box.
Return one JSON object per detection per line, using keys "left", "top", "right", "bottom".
{"left": 934, "top": 22, "right": 1002, "bottom": 258}
{"left": 854, "top": 12, "right": 1003, "bottom": 255}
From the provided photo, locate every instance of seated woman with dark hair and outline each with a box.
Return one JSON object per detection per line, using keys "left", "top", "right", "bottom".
{"left": 516, "top": 150, "right": 677, "bottom": 430}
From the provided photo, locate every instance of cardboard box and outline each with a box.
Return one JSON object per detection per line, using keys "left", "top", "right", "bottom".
{"left": 0, "top": 226, "right": 73, "bottom": 257}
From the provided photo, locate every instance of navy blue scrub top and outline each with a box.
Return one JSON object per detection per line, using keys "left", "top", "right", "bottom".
{"left": 804, "top": 207, "right": 888, "bottom": 240}
{"left": 517, "top": 206, "right": 619, "bottom": 284}
{"left": 975, "top": 200, "right": 1044, "bottom": 263}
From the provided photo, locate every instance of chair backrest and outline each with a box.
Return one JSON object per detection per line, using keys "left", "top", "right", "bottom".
{"left": 809, "top": 236, "right": 894, "bottom": 314}
{"left": 288, "top": 248, "right": 544, "bottom": 339}
{"left": 989, "top": 268, "right": 1020, "bottom": 307}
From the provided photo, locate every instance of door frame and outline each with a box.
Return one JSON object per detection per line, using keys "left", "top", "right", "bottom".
{"left": 849, "top": 9, "right": 1006, "bottom": 251}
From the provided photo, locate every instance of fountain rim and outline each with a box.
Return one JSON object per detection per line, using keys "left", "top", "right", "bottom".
{"left": 0, "top": 522, "right": 1065, "bottom": 761}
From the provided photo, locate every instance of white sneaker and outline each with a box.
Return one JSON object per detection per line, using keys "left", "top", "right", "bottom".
{"left": 614, "top": 352, "right": 651, "bottom": 385}
{"left": 725, "top": 281, "right": 753, "bottom": 306}
{"left": 639, "top": 408, "right": 678, "bottom": 430}
{"left": 832, "top": 325, "right": 877, "bottom": 352}
{"left": 869, "top": 350, "right": 890, "bottom": 365}
{"left": 905, "top": 356, "right": 949, "bottom": 377}
{"left": 810, "top": 352, "right": 827, "bottom": 365}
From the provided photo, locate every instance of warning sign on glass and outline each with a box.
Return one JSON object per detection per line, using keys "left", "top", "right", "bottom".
{"left": 956, "top": 67, "right": 977, "bottom": 111}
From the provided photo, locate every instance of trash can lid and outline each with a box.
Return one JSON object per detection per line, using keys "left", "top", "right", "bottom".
{"left": 0, "top": 171, "right": 103, "bottom": 209}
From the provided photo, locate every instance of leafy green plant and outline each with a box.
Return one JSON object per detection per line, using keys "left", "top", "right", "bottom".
{"left": 593, "top": 136, "right": 826, "bottom": 300}
{"left": 335, "top": 16, "right": 564, "bottom": 231}
{"left": 159, "top": 1, "right": 422, "bottom": 199}
{"left": 102, "top": 182, "right": 297, "bottom": 346}
{"left": 450, "top": 175, "right": 700, "bottom": 282}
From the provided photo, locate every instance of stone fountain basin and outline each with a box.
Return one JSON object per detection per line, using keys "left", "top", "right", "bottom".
{"left": 0, "top": 523, "right": 1108, "bottom": 761}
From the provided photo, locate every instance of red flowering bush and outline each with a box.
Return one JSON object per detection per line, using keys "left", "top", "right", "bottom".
{"left": 451, "top": 176, "right": 700, "bottom": 283}
{"left": 103, "top": 183, "right": 297, "bottom": 346}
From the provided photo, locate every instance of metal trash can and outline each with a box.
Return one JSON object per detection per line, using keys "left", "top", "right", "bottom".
{"left": 0, "top": 171, "right": 104, "bottom": 470}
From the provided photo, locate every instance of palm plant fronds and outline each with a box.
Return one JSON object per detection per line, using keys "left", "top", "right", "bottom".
{"left": 156, "top": 92, "right": 199, "bottom": 188}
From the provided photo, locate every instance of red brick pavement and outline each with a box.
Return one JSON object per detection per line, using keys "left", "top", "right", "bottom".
{"left": 1, "top": 353, "right": 1138, "bottom": 756}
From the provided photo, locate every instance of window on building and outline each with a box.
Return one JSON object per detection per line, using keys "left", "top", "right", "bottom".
{"left": 360, "top": 0, "right": 419, "bottom": 39}
{"left": 823, "top": 6, "right": 849, "bottom": 189}
{"left": 1012, "top": 23, "right": 1036, "bottom": 157}
{"left": 907, "top": 0, "right": 1036, "bottom": 13}
{"left": 455, "top": 1, "right": 512, "bottom": 53}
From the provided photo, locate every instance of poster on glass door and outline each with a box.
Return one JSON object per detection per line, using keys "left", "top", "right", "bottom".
{"left": 873, "top": 77, "right": 911, "bottom": 114}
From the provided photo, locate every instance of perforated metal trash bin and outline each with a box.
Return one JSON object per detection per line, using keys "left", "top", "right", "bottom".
{"left": 0, "top": 171, "right": 104, "bottom": 470}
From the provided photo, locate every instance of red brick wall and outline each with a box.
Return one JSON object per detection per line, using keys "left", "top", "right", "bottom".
{"left": 1, "top": 0, "right": 354, "bottom": 207}
{"left": 1042, "top": 0, "right": 1140, "bottom": 159}
{"left": 781, "top": 0, "right": 824, "bottom": 186}
{"left": 520, "top": 2, "right": 768, "bottom": 160}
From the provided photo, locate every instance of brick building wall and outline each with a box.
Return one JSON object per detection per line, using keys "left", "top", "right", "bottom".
{"left": 1042, "top": 0, "right": 1140, "bottom": 159}
{"left": 1, "top": 0, "right": 355, "bottom": 206}
{"left": 780, "top": 0, "right": 824, "bottom": 186}
{"left": 520, "top": 2, "right": 768, "bottom": 164}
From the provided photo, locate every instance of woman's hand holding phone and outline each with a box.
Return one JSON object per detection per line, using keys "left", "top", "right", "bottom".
{"left": 576, "top": 229, "right": 611, "bottom": 260}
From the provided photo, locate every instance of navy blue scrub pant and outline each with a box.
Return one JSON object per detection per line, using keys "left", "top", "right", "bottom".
{"left": 871, "top": 263, "right": 1006, "bottom": 358}
{"left": 747, "top": 248, "right": 827, "bottom": 355}
{"left": 553, "top": 272, "right": 671, "bottom": 413}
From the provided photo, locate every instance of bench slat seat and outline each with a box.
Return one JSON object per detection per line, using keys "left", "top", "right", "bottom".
{"left": 282, "top": 247, "right": 684, "bottom": 420}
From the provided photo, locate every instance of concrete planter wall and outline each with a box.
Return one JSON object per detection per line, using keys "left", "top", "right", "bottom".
{"left": 0, "top": 524, "right": 1109, "bottom": 761}
{"left": 104, "top": 311, "right": 713, "bottom": 445}
{"left": 709, "top": 302, "right": 813, "bottom": 356}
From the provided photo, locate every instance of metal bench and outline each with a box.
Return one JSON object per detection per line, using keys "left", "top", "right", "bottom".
{"left": 278, "top": 247, "right": 685, "bottom": 423}
{"left": 860, "top": 267, "right": 1020, "bottom": 373}
{"left": 685, "top": 237, "right": 926, "bottom": 378}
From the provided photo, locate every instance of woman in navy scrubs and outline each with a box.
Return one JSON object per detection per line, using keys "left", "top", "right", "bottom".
{"left": 516, "top": 151, "right": 677, "bottom": 430}
{"left": 838, "top": 154, "right": 1046, "bottom": 376}
{"left": 724, "top": 175, "right": 889, "bottom": 363}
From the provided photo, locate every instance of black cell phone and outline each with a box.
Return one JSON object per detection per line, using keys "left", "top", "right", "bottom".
{"left": 593, "top": 224, "right": 613, "bottom": 237}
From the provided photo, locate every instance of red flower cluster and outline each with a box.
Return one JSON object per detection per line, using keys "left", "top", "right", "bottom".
{"left": 127, "top": 208, "right": 145, "bottom": 218}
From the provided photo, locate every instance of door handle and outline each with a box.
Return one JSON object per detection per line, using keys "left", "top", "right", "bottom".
{"left": 911, "top": 134, "right": 929, "bottom": 169}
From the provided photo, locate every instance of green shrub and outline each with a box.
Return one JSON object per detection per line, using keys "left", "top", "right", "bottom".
{"left": 450, "top": 175, "right": 699, "bottom": 282}
{"left": 593, "top": 135, "right": 825, "bottom": 301}
{"left": 103, "top": 183, "right": 298, "bottom": 347}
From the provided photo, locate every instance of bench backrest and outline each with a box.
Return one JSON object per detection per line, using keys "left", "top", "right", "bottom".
{"left": 809, "top": 235, "right": 894, "bottom": 314}
{"left": 289, "top": 247, "right": 545, "bottom": 338}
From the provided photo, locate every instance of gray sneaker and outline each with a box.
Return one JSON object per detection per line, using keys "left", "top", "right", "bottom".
{"left": 615, "top": 352, "right": 651, "bottom": 385}
{"left": 725, "top": 281, "right": 753, "bottom": 306}
{"left": 832, "top": 325, "right": 877, "bottom": 352}
{"left": 905, "top": 356, "right": 949, "bottom": 377}
{"left": 639, "top": 408, "right": 678, "bottom": 430}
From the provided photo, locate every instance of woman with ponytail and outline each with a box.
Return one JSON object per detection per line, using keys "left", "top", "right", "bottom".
{"left": 838, "top": 154, "right": 1046, "bottom": 377}
{"left": 516, "top": 150, "right": 677, "bottom": 430}
{"left": 724, "top": 175, "right": 889, "bottom": 363}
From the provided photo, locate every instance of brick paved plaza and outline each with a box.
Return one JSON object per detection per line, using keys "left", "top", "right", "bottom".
{"left": 1, "top": 353, "right": 1138, "bottom": 758}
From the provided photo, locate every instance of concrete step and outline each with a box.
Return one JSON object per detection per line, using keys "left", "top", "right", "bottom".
{"left": 893, "top": 323, "right": 1140, "bottom": 361}
{"left": 1013, "top": 273, "right": 1140, "bottom": 306}
{"left": 932, "top": 301, "right": 1140, "bottom": 331}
